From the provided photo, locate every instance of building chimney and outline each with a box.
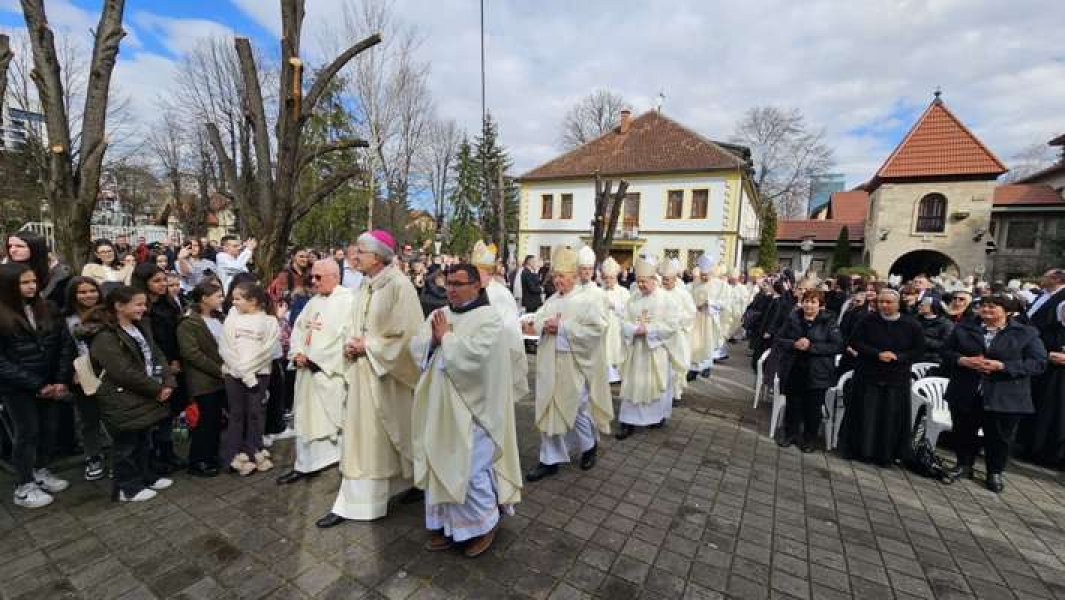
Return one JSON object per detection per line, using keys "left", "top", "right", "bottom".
{"left": 619, "top": 109, "right": 632, "bottom": 134}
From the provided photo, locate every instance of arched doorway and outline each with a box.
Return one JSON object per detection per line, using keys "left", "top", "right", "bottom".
{"left": 888, "top": 250, "right": 959, "bottom": 280}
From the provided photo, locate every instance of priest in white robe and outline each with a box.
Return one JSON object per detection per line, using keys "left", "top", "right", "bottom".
{"left": 278, "top": 259, "right": 353, "bottom": 485}
{"left": 600, "top": 257, "right": 628, "bottom": 383}
{"left": 659, "top": 258, "right": 696, "bottom": 402}
{"left": 708, "top": 264, "right": 731, "bottom": 361}
{"left": 689, "top": 255, "right": 719, "bottom": 379}
{"left": 316, "top": 230, "right": 424, "bottom": 527}
{"left": 616, "top": 257, "right": 681, "bottom": 439}
{"left": 523, "top": 245, "right": 612, "bottom": 481}
{"left": 409, "top": 263, "right": 523, "bottom": 558}
{"left": 471, "top": 241, "right": 529, "bottom": 400}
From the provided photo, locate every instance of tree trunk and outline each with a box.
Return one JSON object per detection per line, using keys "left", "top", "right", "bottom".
{"left": 0, "top": 35, "right": 12, "bottom": 116}
{"left": 590, "top": 173, "right": 628, "bottom": 266}
{"left": 20, "top": 0, "right": 125, "bottom": 270}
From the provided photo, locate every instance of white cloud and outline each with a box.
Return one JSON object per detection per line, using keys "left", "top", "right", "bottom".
{"left": 131, "top": 11, "right": 235, "bottom": 57}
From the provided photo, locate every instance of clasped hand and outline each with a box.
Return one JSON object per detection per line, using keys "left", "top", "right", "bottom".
{"left": 344, "top": 336, "right": 367, "bottom": 359}
{"left": 959, "top": 355, "right": 1005, "bottom": 374}
{"left": 793, "top": 337, "right": 811, "bottom": 351}
{"left": 37, "top": 384, "right": 68, "bottom": 399}
{"left": 431, "top": 310, "right": 450, "bottom": 346}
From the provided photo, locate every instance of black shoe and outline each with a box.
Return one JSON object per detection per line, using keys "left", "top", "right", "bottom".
{"left": 800, "top": 441, "right": 816, "bottom": 454}
{"left": 686, "top": 371, "right": 698, "bottom": 382}
{"left": 525, "top": 463, "right": 559, "bottom": 482}
{"left": 187, "top": 461, "right": 220, "bottom": 478}
{"left": 946, "top": 464, "right": 974, "bottom": 480}
{"left": 85, "top": 455, "right": 105, "bottom": 481}
{"left": 579, "top": 445, "right": 597, "bottom": 471}
{"left": 276, "top": 470, "right": 316, "bottom": 485}
{"left": 395, "top": 488, "right": 425, "bottom": 505}
{"left": 776, "top": 436, "right": 793, "bottom": 448}
{"left": 987, "top": 473, "right": 1004, "bottom": 493}
{"left": 615, "top": 424, "right": 635, "bottom": 440}
{"left": 316, "top": 512, "right": 348, "bottom": 529}
{"left": 648, "top": 420, "right": 665, "bottom": 429}
{"left": 700, "top": 369, "right": 711, "bottom": 379}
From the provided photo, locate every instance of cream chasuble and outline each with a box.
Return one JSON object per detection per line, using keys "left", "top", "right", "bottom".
{"left": 602, "top": 284, "right": 629, "bottom": 371}
{"left": 532, "top": 289, "right": 613, "bottom": 436}
{"left": 620, "top": 288, "right": 680, "bottom": 405}
{"left": 661, "top": 285, "right": 696, "bottom": 398}
{"left": 485, "top": 279, "right": 530, "bottom": 399}
{"left": 689, "top": 280, "right": 719, "bottom": 369}
{"left": 289, "top": 287, "right": 354, "bottom": 450}
{"left": 410, "top": 303, "right": 523, "bottom": 507}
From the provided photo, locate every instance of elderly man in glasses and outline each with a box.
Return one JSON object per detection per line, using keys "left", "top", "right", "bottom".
{"left": 278, "top": 258, "right": 354, "bottom": 487}
{"left": 316, "top": 229, "right": 424, "bottom": 528}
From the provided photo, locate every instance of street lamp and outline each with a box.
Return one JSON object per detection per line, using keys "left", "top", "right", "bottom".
{"left": 433, "top": 231, "right": 443, "bottom": 256}
{"left": 799, "top": 238, "right": 815, "bottom": 274}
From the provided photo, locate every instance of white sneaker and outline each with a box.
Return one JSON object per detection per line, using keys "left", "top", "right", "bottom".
{"left": 262, "top": 434, "right": 275, "bottom": 448}
{"left": 13, "top": 483, "right": 53, "bottom": 508}
{"left": 149, "top": 478, "right": 173, "bottom": 491}
{"left": 117, "top": 488, "right": 157, "bottom": 502}
{"left": 273, "top": 427, "right": 296, "bottom": 441}
{"left": 33, "top": 468, "right": 69, "bottom": 493}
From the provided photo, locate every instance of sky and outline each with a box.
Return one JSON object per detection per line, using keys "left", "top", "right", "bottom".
{"left": 2, "top": 0, "right": 1064, "bottom": 191}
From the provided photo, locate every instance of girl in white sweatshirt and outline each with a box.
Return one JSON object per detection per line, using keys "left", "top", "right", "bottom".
{"left": 219, "top": 282, "right": 280, "bottom": 475}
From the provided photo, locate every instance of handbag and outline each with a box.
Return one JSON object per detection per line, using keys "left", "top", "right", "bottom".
{"left": 73, "top": 355, "right": 105, "bottom": 396}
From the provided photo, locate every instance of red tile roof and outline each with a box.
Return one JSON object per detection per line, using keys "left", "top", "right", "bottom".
{"left": 828, "top": 190, "right": 869, "bottom": 222}
{"left": 777, "top": 220, "right": 865, "bottom": 242}
{"left": 993, "top": 184, "right": 1063, "bottom": 206}
{"left": 872, "top": 99, "right": 1006, "bottom": 182}
{"left": 519, "top": 111, "right": 745, "bottom": 181}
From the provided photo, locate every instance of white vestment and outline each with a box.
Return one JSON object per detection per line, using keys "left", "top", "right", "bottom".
{"left": 602, "top": 284, "right": 629, "bottom": 383}
{"left": 661, "top": 284, "right": 696, "bottom": 399}
{"left": 689, "top": 280, "right": 719, "bottom": 371}
{"left": 619, "top": 288, "right": 680, "bottom": 426}
{"left": 288, "top": 287, "right": 354, "bottom": 473}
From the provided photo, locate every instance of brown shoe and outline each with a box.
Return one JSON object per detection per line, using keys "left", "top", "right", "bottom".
{"left": 463, "top": 524, "right": 499, "bottom": 558}
{"left": 425, "top": 530, "right": 453, "bottom": 552}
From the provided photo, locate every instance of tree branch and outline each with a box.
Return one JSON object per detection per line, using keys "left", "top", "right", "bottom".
{"left": 20, "top": 0, "right": 75, "bottom": 158}
{"left": 303, "top": 33, "right": 382, "bottom": 119}
{"left": 296, "top": 138, "right": 368, "bottom": 174}
{"left": 0, "top": 35, "right": 12, "bottom": 117}
{"left": 295, "top": 167, "right": 363, "bottom": 216}
{"left": 233, "top": 36, "right": 273, "bottom": 215}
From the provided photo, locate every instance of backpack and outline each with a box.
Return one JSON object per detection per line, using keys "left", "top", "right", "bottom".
{"left": 905, "top": 412, "right": 955, "bottom": 483}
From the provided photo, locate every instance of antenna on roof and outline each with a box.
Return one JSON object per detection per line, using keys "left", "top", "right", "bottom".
{"left": 933, "top": 86, "right": 942, "bottom": 103}
{"left": 655, "top": 91, "right": 665, "bottom": 113}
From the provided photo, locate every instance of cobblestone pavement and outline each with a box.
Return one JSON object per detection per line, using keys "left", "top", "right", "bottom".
{"left": 5, "top": 345, "right": 1065, "bottom": 599}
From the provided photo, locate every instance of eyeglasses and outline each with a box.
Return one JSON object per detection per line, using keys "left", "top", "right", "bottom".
{"left": 445, "top": 280, "right": 476, "bottom": 288}
{"left": 310, "top": 274, "right": 330, "bottom": 280}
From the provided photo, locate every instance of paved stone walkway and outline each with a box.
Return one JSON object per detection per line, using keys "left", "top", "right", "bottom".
{"left": 5, "top": 347, "right": 1065, "bottom": 599}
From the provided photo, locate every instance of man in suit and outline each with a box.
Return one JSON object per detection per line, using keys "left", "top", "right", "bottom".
{"left": 1026, "top": 269, "right": 1065, "bottom": 340}
{"left": 520, "top": 255, "right": 543, "bottom": 314}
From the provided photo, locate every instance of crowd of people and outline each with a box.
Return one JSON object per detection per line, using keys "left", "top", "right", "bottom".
{"left": 3, "top": 224, "right": 1064, "bottom": 557}
{"left": 747, "top": 268, "right": 1065, "bottom": 493}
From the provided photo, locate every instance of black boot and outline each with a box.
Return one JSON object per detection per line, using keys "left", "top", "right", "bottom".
{"left": 579, "top": 445, "right": 597, "bottom": 471}
{"left": 615, "top": 423, "right": 635, "bottom": 440}
{"left": 986, "top": 473, "right": 1005, "bottom": 493}
{"left": 525, "top": 462, "right": 558, "bottom": 482}
{"left": 647, "top": 419, "right": 665, "bottom": 429}
{"left": 946, "top": 462, "right": 974, "bottom": 480}
{"left": 686, "top": 371, "right": 698, "bottom": 382}
{"left": 700, "top": 368, "right": 711, "bottom": 379}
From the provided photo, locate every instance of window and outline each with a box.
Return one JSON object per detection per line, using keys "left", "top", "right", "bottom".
{"left": 690, "top": 189, "right": 709, "bottom": 219}
{"left": 560, "top": 193, "right": 573, "bottom": 219}
{"left": 664, "top": 248, "right": 680, "bottom": 261}
{"left": 539, "top": 245, "right": 552, "bottom": 262}
{"left": 1006, "top": 221, "right": 1038, "bottom": 249}
{"left": 623, "top": 193, "right": 641, "bottom": 227}
{"left": 915, "top": 193, "right": 947, "bottom": 232}
{"left": 666, "top": 190, "right": 684, "bottom": 219}
{"left": 687, "top": 250, "right": 704, "bottom": 270}
{"left": 540, "top": 194, "right": 553, "bottom": 219}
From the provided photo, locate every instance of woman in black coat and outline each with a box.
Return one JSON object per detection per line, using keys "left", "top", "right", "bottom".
{"left": 0, "top": 263, "right": 74, "bottom": 508}
{"left": 916, "top": 297, "right": 953, "bottom": 367}
{"left": 1020, "top": 303, "right": 1065, "bottom": 466}
{"left": 773, "top": 290, "right": 844, "bottom": 452}
{"left": 839, "top": 289, "right": 925, "bottom": 466}
{"left": 941, "top": 294, "right": 1046, "bottom": 492}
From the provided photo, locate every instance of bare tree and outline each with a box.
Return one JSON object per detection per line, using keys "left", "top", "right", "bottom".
{"left": 0, "top": 35, "right": 11, "bottom": 116}
{"left": 730, "top": 106, "right": 834, "bottom": 219}
{"left": 590, "top": 173, "right": 629, "bottom": 266}
{"left": 559, "top": 89, "right": 626, "bottom": 149}
{"left": 19, "top": 0, "right": 126, "bottom": 268}
{"left": 1004, "top": 141, "right": 1058, "bottom": 183}
{"left": 420, "top": 116, "right": 461, "bottom": 232}
{"left": 205, "top": 0, "right": 378, "bottom": 280}
{"left": 147, "top": 109, "right": 192, "bottom": 229}
{"left": 335, "top": 0, "right": 432, "bottom": 236}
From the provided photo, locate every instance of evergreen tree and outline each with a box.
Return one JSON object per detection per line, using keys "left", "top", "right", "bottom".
{"left": 446, "top": 138, "right": 481, "bottom": 256}
{"left": 756, "top": 205, "right": 778, "bottom": 271}
{"left": 831, "top": 226, "right": 852, "bottom": 272}
{"left": 474, "top": 113, "right": 519, "bottom": 250}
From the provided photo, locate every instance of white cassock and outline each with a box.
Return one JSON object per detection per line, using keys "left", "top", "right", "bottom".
{"left": 619, "top": 288, "right": 681, "bottom": 425}
{"left": 288, "top": 287, "right": 355, "bottom": 473}
{"left": 707, "top": 278, "right": 730, "bottom": 359}
{"left": 689, "top": 279, "right": 719, "bottom": 372}
{"left": 485, "top": 279, "right": 530, "bottom": 399}
{"left": 532, "top": 287, "right": 613, "bottom": 465}
{"left": 410, "top": 300, "right": 523, "bottom": 541}
{"left": 331, "top": 266, "right": 423, "bottom": 520}
{"left": 602, "top": 284, "right": 629, "bottom": 383}
{"left": 661, "top": 284, "right": 696, "bottom": 399}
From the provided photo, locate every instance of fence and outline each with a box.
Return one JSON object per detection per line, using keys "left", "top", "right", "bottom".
{"left": 18, "top": 221, "right": 185, "bottom": 250}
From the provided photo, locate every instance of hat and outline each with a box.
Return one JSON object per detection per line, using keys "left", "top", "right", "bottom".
{"left": 601, "top": 257, "right": 621, "bottom": 277}
{"left": 657, "top": 258, "right": 677, "bottom": 277}
{"left": 577, "top": 245, "right": 596, "bottom": 267}
{"left": 471, "top": 240, "right": 496, "bottom": 269}
{"left": 696, "top": 254, "right": 714, "bottom": 272}
{"left": 357, "top": 229, "right": 397, "bottom": 261}
{"left": 749, "top": 267, "right": 765, "bottom": 278}
{"left": 635, "top": 258, "right": 657, "bottom": 278}
{"left": 712, "top": 263, "right": 727, "bottom": 277}
{"left": 551, "top": 245, "right": 578, "bottom": 274}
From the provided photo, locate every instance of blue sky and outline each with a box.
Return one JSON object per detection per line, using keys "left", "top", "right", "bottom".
{"left": 2, "top": 0, "right": 1063, "bottom": 194}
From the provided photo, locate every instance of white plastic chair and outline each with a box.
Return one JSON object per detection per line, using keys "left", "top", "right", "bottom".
{"left": 753, "top": 349, "right": 771, "bottom": 408}
{"left": 910, "top": 362, "right": 938, "bottom": 381}
{"left": 912, "top": 377, "right": 952, "bottom": 447}
{"left": 823, "top": 370, "right": 853, "bottom": 451}
{"left": 768, "top": 375, "right": 786, "bottom": 438}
